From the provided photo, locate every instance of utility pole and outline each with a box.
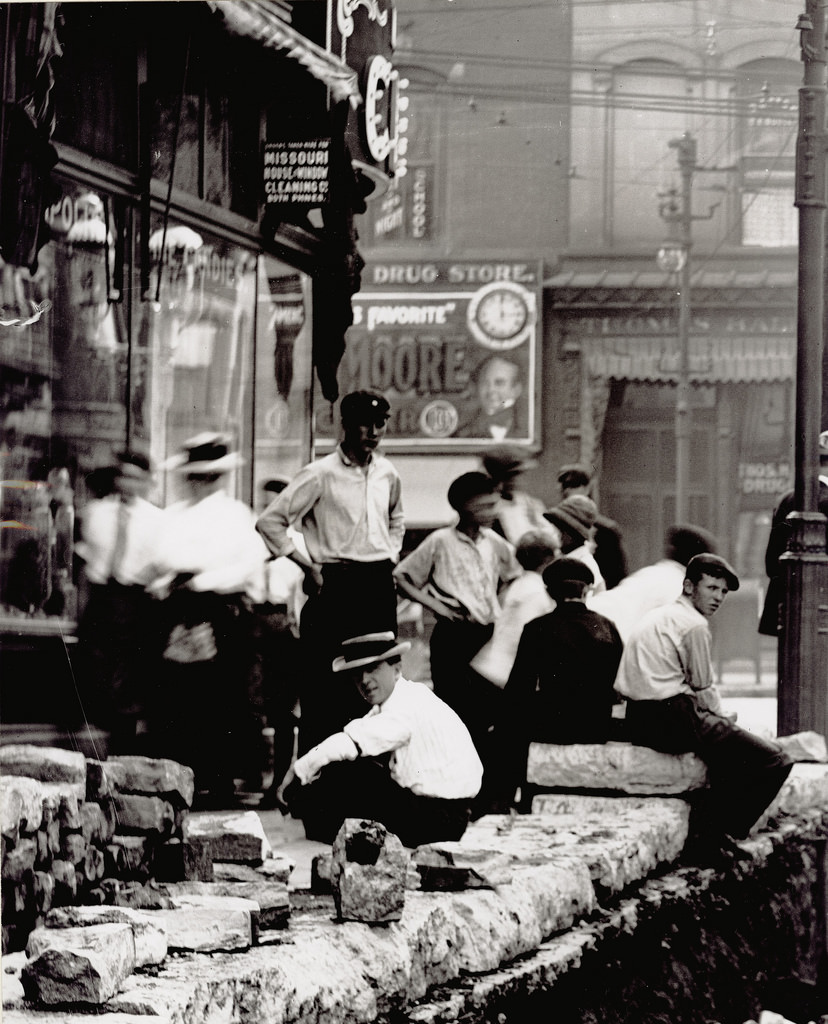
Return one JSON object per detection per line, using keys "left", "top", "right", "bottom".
{"left": 779, "top": 1, "right": 828, "bottom": 736}
{"left": 657, "top": 133, "right": 699, "bottom": 525}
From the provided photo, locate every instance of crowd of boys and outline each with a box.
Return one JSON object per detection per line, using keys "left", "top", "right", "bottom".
{"left": 75, "top": 389, "right": 798, "bottom": 860}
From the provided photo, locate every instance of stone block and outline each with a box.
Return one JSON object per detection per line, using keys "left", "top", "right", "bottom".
{"left": 2, "top": 838, "right": 37, "bottom": 882}
{"left": 80, "top": 801, "right": 111, "bottom": 845}
{"left": 1, "top": 776, "right": 43, "bottom": 838}
{"left": 162, "top": 879, "right": 290, "bottom": 929}
{"left": 50, "top": 859, "right": 77, "bottom": 905}
{"left": 86, "top": 758, "right": 128, "bottom": 800}
{"left": 412, "top": 844, "right": 515, "bottom": 889}
{"left": 45, "top": 905, "right": 168, "bottom": 967}
{"left": 151, "top": 894, "right": 255, "bottom": 952}
{"left": 186, "top": 810, "right": 272, "bottom": 865}
{"left": 0, "top": 745, "right": 86, "bottom": 787}
{"left": 113, "top": 794, "right": 175, "bottom": 836}
{"left": 213, "top": 852, "right": 294, "bottom": 885}
{"left": 106, "top": 755, "right": 195, "bottom": 808}
{"left": 60, "top": 832, "right": 87, "bottom": 866}
{"left": 331, "top": 818, "right": 408, "bottom": 923}
{"left": 22, "top": 922, "right": 136, "bottom": 1004}
{"left": 153, "top": 837, "right": 214, "bottom": 881}
{"left": 109, "top": 835, "right": 151, "bottom": 878}
{"left": 526, "top": 741, "right": 708, "bottom": 794}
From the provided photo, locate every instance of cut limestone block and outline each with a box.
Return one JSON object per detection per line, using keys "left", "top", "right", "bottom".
{"left": 0, "top": 746, "right": 86, "bottom": 787}
{"left": 186, "top": 811, "right": 272, "bottom": 865}
{"left": 331, "top": 818, "right": 408, "bottom": 923}
{"left": 149, "top": 894, "right": 256, "bottom": 952}
{"left": 153, "top": 837, "right": 214, "bottom": 882}
{"left": 162, "top": 879, "right": 289, "bottom": 929}
{"left": 22, "top": 922, "right": 136, "bottom": 1004}
{"left": 113, "top": 794, "right": 176, "bottom": 836}
{"left": 212, "top": 853, "right": 294, "bottom": 885}
{"left": 104, "top": 756, "right": 195, "bottom": 809}
{"left": 1, "top": 776, "right": 43, "bottom": 839}
{"left": 526, "top": 741, "right": 708, "bottom": 794}
{"left": 44, "top": 905, "right": 168, "bottom": 967}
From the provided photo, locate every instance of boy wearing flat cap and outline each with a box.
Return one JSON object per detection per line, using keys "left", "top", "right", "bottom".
{"left": 616, "top": 553, "right": 793, "bottom": 861}
{"left": 490, "top": 556, "right": 623, "bottom": 812}
{"left": 280, "top": 632, "right": 483, "bottom": 846}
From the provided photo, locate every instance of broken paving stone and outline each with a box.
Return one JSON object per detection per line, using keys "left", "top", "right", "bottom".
{"left": 186, "top": 810, "right": 272, "bottom": 865}
{"left": 44, "top": 905, "right": 168, "bottom": 967}
{"left": 150, "top": 894, "right": 256, "bottom": 952}
{"left": 331, "top": 818, "right": 408, "bottom": 923}
{"left": 23, "top": 922, "right": 136, "bottom": 1005}
{"left": 411, "top": 843, "right": 515, "bottom": 890}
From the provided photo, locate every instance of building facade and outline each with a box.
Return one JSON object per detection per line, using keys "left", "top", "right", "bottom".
{"left": 0, "top": 0, "right": 402, "bottom": 721}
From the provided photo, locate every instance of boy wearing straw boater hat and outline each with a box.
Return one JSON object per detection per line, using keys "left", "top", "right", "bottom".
{"left": 278, "top": 631, "right": 483, "bottom": 846}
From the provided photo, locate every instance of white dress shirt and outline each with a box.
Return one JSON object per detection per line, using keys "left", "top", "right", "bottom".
{"left": 78, "top": 496, "right": 163, "bottom": 586}
{"left": 154, "top": 490, "right": 269, "bottom": 596}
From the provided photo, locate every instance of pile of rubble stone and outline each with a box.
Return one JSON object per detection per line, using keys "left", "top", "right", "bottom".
{"left": 1, "top": 745, "right": 293, "bottom": 1007}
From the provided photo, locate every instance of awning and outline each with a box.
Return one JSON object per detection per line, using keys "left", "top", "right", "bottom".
{"left": 207, "top": 1, "right": 361, "bottom": 105}
{"left": 546, "top": 267, "right": 797, "bottom": 307}
{"left": 586, "top": 334, "right": 794, "bottom": 384}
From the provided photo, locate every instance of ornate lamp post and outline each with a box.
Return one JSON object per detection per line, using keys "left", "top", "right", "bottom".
{"left": 778, "top": 2, "right": 828, "bottom": 736}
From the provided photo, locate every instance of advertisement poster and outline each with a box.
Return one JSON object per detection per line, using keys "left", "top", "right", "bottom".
{"left": 315, "top": 259, "right": 540, "bottom": 449}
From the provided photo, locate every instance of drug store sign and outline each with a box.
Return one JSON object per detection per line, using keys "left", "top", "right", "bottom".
{"left": 315, "top": 259, "right": 540, "bottom": 449}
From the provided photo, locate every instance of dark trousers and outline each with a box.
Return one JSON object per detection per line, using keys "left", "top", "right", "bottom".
{"left": 625, "top": 694, "right": 793, "bottom": 839}
{"left": 151, "top": 590, "right": 259, "bottom": 800}
{"left": 76, "top": 582, "right": 159, "bottom": 753}
{"left": 252, "top": 606, "right": 301, "bottom": 786}
{"left": 292, "top": 757, "right": 473, "bottom": 847}
{"left": 298, "top": 560, "right": 398, "bottom": 753}
{"left": 429, "top": 619, "right": 495, "bottom": 739}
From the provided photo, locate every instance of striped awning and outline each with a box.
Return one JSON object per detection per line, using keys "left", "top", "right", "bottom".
{"left": 207, "top": 1, "right": 361, "bottom": 104}
{"left": 586, "top": 334, "right": 794, "bottom": 384}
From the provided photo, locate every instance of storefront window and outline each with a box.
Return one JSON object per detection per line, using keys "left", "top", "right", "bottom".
{"left": 1, "top": 182, "right": 313, "bottom": 630}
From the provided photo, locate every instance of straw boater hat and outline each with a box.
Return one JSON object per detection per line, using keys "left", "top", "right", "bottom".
{"left": 331, "top": 631, "right": 411, "bottom": 673}
{"left": 165, "top": 432, "right": 243, "bottom": 474}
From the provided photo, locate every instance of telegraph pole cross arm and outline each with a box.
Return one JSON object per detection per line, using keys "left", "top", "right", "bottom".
{"left": 778, "top": 1, "right": 828, "bottom": 737}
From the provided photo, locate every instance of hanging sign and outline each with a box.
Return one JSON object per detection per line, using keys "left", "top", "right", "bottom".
{"left": 263, "top": 140, "right": 331, "bottom": 207}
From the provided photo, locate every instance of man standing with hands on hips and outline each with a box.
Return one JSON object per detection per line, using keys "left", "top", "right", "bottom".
{"left": 256, "top": 391, "right": 405, "bottom": 764}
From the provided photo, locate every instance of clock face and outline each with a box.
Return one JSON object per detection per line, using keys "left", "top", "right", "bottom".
{"left": 475, "top": 288, "right": 529, "bottom": 340}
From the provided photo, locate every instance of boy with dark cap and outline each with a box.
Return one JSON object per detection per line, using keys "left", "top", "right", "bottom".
{"left": 616, "top": 553, "right": 793, "bottom": 861}
{"left": 557, "top": 463, "right": 628, "bottom": 588}
{"left": 489, "top": 556, "right": 623, "bottom": 812}
{"left": 256, "top": 391, "right": 405, "bottom": 754}
{"left": 394, "top": 471, "right": 521, "bottom": 747}
{"left": 278, "top": 631, "right": 483, "bottom": 846}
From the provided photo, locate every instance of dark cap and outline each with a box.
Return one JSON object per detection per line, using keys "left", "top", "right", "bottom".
{"left": 482, "top": 445, "right": 538, "bottom": 480}
{"left": 542, "top": 556, "right": 594, "bottom": 591}
{"left": 339, "top": 391, "right": 391, "bottom": 426}
{"left": 447, "top": 471, "right": 497, "bottom": 510}
{"left": 665, "top": 523, "right": 717, "bottom": 566}
{"left": 685, "top": 553, "right": 740, "bottom": 592}
{"left": 544, "top": 494, "right": 597, "bottom": 541}
{"left": 557, "top": 463, "right": 592, "bottom": 489}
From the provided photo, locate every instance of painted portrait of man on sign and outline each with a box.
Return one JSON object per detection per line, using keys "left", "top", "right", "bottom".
{"left": 454, "top": 353, "right": 526, "bottom": 440}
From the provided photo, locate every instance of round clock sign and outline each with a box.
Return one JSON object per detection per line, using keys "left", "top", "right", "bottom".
{"left": 466, "top": 281, "right": 535, "bottom": 349}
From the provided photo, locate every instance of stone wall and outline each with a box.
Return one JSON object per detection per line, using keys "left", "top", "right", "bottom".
{"left": 2, "top": 751, "right": 827, "bottom": 1024}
